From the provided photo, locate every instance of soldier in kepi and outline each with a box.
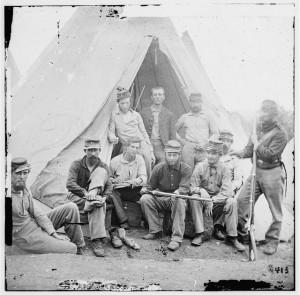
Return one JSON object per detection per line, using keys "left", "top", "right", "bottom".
{"left": 231, "top": 100, "right": 288, "bottom": 255}
{"left": 10, "top": 157, "right": 85, "bottom": 255}
{"left": 67, "top": 139, "right": 113, "bottom": 257}
{"left": 140, "top": 86, "right": 176, "bottom": 164}
{"left": 219, "top": 130, "right": 243, "bottom": 196}
{"left": 108, "top": 88, "right": 155, "bottom": 178}
{"left": 189, "top": 136, "right": 245, "bottom": 252}
{"left": 176, "top": 92, "right": 218, "bottom": 172}
{"left": 140, "top": 140, "right": 192, "bottom": 251}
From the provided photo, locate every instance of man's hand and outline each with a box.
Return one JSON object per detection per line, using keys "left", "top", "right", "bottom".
{"left": 140, "top": 187, "right": 151, "bottom": 195}
{"left": 251, "top": 134, "right": 260, "bottom": 150}
{"left": 111, "top": 137, "right": 119, "bottom": 145}
{"left": 190, "top": 187, "right": 200, "bottom": 195}
{"left": 112, "top": 177, "right": 126, "bottom": 184}
{"left": 51, "top": 232, "right": 70, "bottom": 242}
{"left": 84, "top": 191, "right": 97, "bottom": 201}
{"left": 204, "top": 202, "right": 213, "bottom": 216}
{"left": 229, "top": 150, "right": 241, "bottom": 158}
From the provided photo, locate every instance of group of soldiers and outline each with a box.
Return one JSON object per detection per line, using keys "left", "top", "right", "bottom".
{"left": 10, "top": 86, "right": 288, "bottom": 258}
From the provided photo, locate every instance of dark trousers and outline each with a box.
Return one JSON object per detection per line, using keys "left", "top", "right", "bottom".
{"left": 107, "top": 187, "right": 142, "bottom": 224}
{"left": 237, "top": 166, "right": 285, "bottom": 242}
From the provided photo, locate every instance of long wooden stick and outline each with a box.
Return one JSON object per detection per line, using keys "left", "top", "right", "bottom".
{"left": 134, "top": 85, "right": 145, "bottom": 111}
{"left": 151, "top": 191, "right": 213, "bottom": 202}
{"left": 248, "top": 114, "right": 258, "bottom": 261}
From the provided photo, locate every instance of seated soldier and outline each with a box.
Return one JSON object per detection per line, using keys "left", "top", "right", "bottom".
{"left": 67, "top": 139, "right": 113, "bottom": 257}
{"left": 189, "top": 136, "right": 245, "bottom": 252}
{"left": 109, "top": 136, "right": 147, "bottom": 230}
{"left": 140, "top": 140, "right": 192, "bottom": 251}
{"left": 219, "top": 130, "right": 243, "bottom": 196}
{"left": 10, "top": 158, "right": 85, "bottom": 254}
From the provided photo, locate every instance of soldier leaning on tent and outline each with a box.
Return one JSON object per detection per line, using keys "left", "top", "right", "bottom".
{"left": 10, "top": 158, "right": 85, "bottom": 255}
{"left": 189, "top": 136, "right": 245, "bottom": 252}
{"left": 176, "top": 92, "right": 219, "bottom": 172}
{"left": 108, "top": 89, "right": 155, "bottom": 179}
{"left": 109, "top": 136, "right": 147, "bottom": 232}
{"left": 231, "top": 99, "right": 288, "bottom": 255}
{"left": 219, "top": 129, "right": 243, "bottom": 197}
{"left": 140, "top": 86, "right": 176, "bottom": 165}
{"left": 66, "top": 139, "right": 113, "bottom": 257}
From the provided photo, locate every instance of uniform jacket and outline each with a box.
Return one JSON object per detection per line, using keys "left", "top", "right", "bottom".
{"left": 66, "top": 156, "right": 113, "bottom": 198}
{"left": 239, "top": 123, "right": 288, "bottom": 169}
{"left": 140, "top": 106, "right": 176, "bottom": 146}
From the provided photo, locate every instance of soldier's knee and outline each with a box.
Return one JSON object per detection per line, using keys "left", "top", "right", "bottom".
{"left": 140, "top": 194, "right": 153, "bottom": 205}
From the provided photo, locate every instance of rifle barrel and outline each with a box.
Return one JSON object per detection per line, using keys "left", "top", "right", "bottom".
{"left": 151, "top": 191, "right": 212, "bottom": 202}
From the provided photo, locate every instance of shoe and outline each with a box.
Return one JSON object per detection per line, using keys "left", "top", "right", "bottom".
{"left": 117, "top": 228, "right": 140, "bottom": 250}
{"left": 191, "top": 234, "right": 203, "bottom": 246}
{"left": 143, "top": 231, "right": 162, "bottom": 240}
{"left": 167, "top": 241, "right": 180, "bottom": 251}
{"left": 213, "top": 229, "right": 225, "bottom": 241}
{"left": 225, "top": 236, "right": 245, "bottom": 252}
{"left": 91, "top": 239, "right": 105, "bottom": 257}
{"left": 109, "top": 229, "right": 123, "bottom": 248}
{"left": 120, "top": 222, "right": 130, "bottom": 230}
{"left": 263, "top": 241, "right": 278, "bottom": 255}
{"left": 76, "top": 247, "right": 84, "bottom": 255}
{"left": 237, "top": 235, "right": 250, "bottom": 245}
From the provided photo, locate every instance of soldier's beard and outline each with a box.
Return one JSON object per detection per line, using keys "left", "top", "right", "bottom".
{"left": 87, "top": 157, "right": 98, "bottom": 166}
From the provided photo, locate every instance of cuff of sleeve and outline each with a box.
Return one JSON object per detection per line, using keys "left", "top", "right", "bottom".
{"left": 48, "top": 229, "right": 56, "bottom": 236}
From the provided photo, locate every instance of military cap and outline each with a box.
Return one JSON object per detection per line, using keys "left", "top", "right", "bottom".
{"left": 219, "top": 129, "right": 234, "bottom": 142}
{"left": 261, "top": 99, "right": 279, "bottom": 117}
{"left": 11, "top": 157, "right": 31, "bottom": 173}
{"left": 117, "top": 89, "right": 131, "bottom": 102}
{"left": 84, "top": 139, "right": 101, "bottom": 150}
{"left": 125, "top": 136, "right": 142, "bottom": 145}
{"left": 206, "top": 135, "right": 223, "bottom": 153}
{"left": 164, "top": 140, "right": 182, "bottom": 153}
{"left": 189, "top": 92, "right": 203, "bottom": 101}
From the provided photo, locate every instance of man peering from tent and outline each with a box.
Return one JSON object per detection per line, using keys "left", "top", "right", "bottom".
{"left": 140, "top": 140, "right": 192, "bottom": 252}
{"left": 189, "top": 136, "right": 245, "bottom": 252}
{"left": 176, "top": 92, "right": 218, "bottom": 172}
{"left": 231, "top": 100, "right": 288, "bottom": 255}
{"left": 66, "top": 139, "right": 113, "bottom": 257}
{"left": 108, "top": 89, "right": 155, "bottom": 178}
{"left": 10, "top": 157, "right": 85, "bottom": 255}
{"left": 140, "top": 86, "right": 176, "bottom": 164}
{"left": 109, "top": 136, "right": 147, "bottom": 231}
{"left": 219, "top": 129, "right": 243, "bottom": 197}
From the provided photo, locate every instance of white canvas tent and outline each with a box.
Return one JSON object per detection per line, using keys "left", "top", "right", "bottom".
{"left": 8, "top": 6, "right": 294, "bottom": 242}
{"left": 9, "top": 6, "right": 240, "bottom": 207}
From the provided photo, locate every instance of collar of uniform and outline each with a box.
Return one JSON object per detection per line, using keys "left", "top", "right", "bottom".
{"left": 151, "top": 105, "right": 163, "bottom": 113}
{"left": 187, "top": 111, "right": 204, "bottom": 116}
{"left": 82, "top": 155, "right": 101, "bottom": 169}
{"left": 120, "top": 153, "right": 138, "bottom": 165}
{"left": 166, "top": 161, "right": 181, "bottom": 171}
{"left": 115, "top": 108, "right": 134, "bottom": 115}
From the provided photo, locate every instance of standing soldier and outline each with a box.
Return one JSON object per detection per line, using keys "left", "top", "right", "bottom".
{"left": 140, "top": 86, "right": 176, "bottom": 164}
{"left": 108, "top": 89, "right": 155, "bottom": 178}
{"left": 140, "top": 140, "right": 192, "bottom": 251}
{"left": 176, "top": 92, "right": 218, "bottom": 171}
{"left": 231, "top": 100, "right": 288, "bottom": 255}
{"left": 189, "top": 136, "right": 245, "bottom": 252}
{"left": 219, "top": 130, "right": 243, "bottom": 196}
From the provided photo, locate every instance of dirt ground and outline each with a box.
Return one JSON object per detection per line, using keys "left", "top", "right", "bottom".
{"left": 5, "top": 226, "right": 295, "bottom": 291}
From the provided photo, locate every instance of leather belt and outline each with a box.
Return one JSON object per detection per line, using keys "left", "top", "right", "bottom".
{"left": 257, "top": 159, "right": 279, "bottom": 167}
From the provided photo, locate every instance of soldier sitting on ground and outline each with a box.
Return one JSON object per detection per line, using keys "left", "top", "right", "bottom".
{"left": 10, "top": 157, "right": 85, "bottom": 255}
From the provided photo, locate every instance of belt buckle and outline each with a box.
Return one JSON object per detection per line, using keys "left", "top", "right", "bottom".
{"left": 257, "top": 159, "right": 263, "bottom": 166}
